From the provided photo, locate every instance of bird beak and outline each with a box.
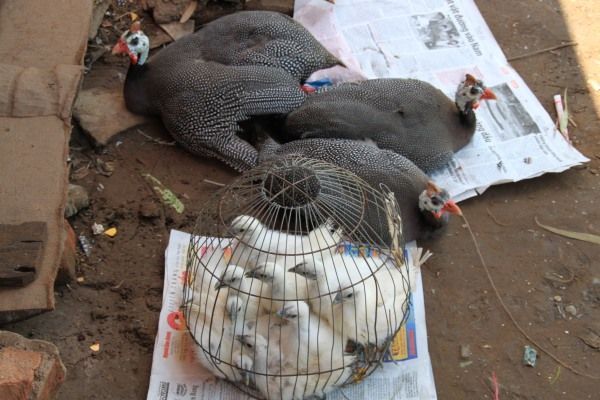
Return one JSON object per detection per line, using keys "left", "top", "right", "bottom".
{"left": 288, "top": 263, "right": 318, "bottom": 280}
{"left": 111, "top": 38, "right": 127, "bottom": 55}
{"left": 241, "top": 370, "right": 251, "bottom": 387}
{"left": 112, "top": 38, "right": 138, "bottom": 64}
{"left": 442, "top": 200, "right": 462, "bottom": 216}
{"left": 235, "top": 335, "right": 250, "bottom": 344}
{"left": 332, "top": 291, "right": 343, "bottom": 305}
{"left": 480, "top": 87, "right": 497, "bottom": 101}
{"left": 244, "top": 269, "right": 265, "bottom": 281}
{"left": 275, "top": 308, "right": 287, "bottom": 318}
{"left": 214, "top": 281, "right": 227, "bottom": 290}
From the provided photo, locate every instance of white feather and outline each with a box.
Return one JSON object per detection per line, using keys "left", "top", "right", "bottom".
{"left": 229, "top": 215, "right": 343, "bottom": 259}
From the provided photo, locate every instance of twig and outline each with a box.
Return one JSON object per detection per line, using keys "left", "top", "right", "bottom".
{"left": 543, "top": 267, "right": 575, "bottom": 284}
{"left": 461, "top": 212, "right": 600, "bottom": 380}
{"left": 136, "top": 129, "right": 176, "bottom": 146}
{"left": 550, "top": 366, "right": 562, "bottom": 385}
{"left": 180, "top": 1, "right": 197, "bottom": 24}
{"left": 568, "top": 117, "right": 578, "bottom": 128}
{"left": 203, "top": 179, "right": 226, "bottom": 187}
{"left": 486, "top": 207, "right": 510, "bottom": 227}
{"left": 111, "top": 280, "right": 125, "bottom": 290}
{"left": 508, "top": 41, "right": 577, "bottom": 62}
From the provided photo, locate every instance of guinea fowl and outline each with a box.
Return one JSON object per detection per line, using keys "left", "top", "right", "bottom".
{"left": 112, "top": 21, "right": 306, "bottom": 171}
{"left": 283, "top": 74, "right": 496, "bottom": 173}
{"left": 181, "top": 11, "right": 344, "bottom": 82}
{"left": 260, "top": 138, "right": 462, "bottom": 242}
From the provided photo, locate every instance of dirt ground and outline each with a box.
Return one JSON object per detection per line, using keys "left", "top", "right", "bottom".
{"left": 5, "top": 0, "right": 600, "bottom": 399}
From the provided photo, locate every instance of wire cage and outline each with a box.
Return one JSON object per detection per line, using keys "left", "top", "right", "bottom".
{"left": 182, "top": 156, "right": 413, "bottom": 400}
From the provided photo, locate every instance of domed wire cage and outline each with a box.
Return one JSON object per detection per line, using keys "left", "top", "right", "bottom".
{"left": 182, "top": 156, "right": 412, "bottom": 400}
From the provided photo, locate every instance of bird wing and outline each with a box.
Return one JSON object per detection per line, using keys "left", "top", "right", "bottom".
{"left": 159, "top": 90, "right": 259, "bottom": 171}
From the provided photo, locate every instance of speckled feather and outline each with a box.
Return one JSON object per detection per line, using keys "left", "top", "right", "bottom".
{"left": 125, "top": 59, "right": 306, "bottom": 171}
{"left": 261, "top": 138, "right": 446, "bottom": 242}
{"left": 155, "top": 11, "right": 342, "bottom": 82}
{"left": 284, "top": 79, "right": 477, "bottom": 173}
{"left": 121, "top": 10, "right": 345, "bottom": 171}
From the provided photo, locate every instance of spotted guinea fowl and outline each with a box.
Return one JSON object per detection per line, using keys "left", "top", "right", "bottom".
{"left": 112, "top": 21, "right": 306, "bottom": 171}
{"left": 183, "top": 11, "right": 344, "bottom": 82}
{"left": 260, "top": 138, "right": 462, "bottom": 242}
{"left": 282, "top": 75, "right": 496, "bottom": 173}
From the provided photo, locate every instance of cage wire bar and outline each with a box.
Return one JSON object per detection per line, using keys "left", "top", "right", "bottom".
{"left": 182, "top": 156, "right": 412, "bottom": 400}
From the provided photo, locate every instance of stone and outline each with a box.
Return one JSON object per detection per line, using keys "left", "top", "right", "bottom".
{"left": 89, "top": 0, "right": 111, "bottom": 39}
{"left": 459, "top": 344, "right": 472, "bottom": 359}
{"left": 158, "top": 20, "right": 194, "bottom": 41}
{"left": 0, "top": 331, "right": 66, "bottom": 400}
{"left": 65, "top": 184, "right": 89, "bottom": 218}
{"left": 147, "top": 0, "right": 192, "bottom": 24}
{"left": 245, "top": 0, "right": 294, "bottom": 15}
{"left": 73, "top": 87, "right": 150, "bottom": 145}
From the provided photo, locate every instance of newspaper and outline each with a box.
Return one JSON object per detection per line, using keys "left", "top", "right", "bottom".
{"left": 147, "top": 230, "right": 435, "bottom": 400}
{"left": 294, "top": 0, "right": 589, "bottom": 201}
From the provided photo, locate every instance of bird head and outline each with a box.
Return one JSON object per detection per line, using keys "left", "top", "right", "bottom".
{"left": 245, "top": 262, "right": 278, "bottom": 282}
{"left": 418, "top": 181, "right": 462, "bottom": 222}
{"left": 215, "top": 265, "right": 245, "bottom": 290}
{"left": 308, "top": 218, "right": 344, "bottom": 247}
{"left": 235, "top": 333, "right": 267, "bottom": 351}
{"left": 332, "top": 287, "right": 358, "bottom": 305}
{"left": 288, "top": 260, "right": 322, "bottom": 280}
{"left": 275, "top": 301, "right": 309, "bottom": 321}
{"left": 112, "top": 21, "right": 150, "bottom": 66}
{"left": 230, "top": 215, "right": 263, "bottom": 239}
{"left": 226, "top": 295, "right": 245, "bottom": 319}
{"left": 454, "top": 74, "right": 496, "bottom": 114}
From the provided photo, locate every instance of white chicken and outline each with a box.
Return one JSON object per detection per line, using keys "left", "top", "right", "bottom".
{"left": 217, "top": 264, "right": 273, "bottom": 315}
{"left": 274, "top": 301, "right": 355, "bottom": 398}
{"left": 229, "top": 215, "right": 343, "bottom": 258}
{"left": 290, "top": 254, "right": 410, "bottom": 349}
{"left": 245, "top": 261, "right": 310, "bottom": 311}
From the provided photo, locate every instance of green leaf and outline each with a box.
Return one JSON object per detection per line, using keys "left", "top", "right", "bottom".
{"left": 142, "top": 173, "right": 184, "bottom": 214}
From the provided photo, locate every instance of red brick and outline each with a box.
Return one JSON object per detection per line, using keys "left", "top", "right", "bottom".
{"left": 0, "top": 331, "right": 66, "bottom": 400}
{"left": 0, "top": 347, "right": 41, "bottom": 400}
{"left": 56, "top": 220, "right": 77, "bottom": 285}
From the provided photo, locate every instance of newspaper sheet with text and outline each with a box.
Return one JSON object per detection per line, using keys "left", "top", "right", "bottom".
{"left": 147, "top": 230, "right": 435, "bottom": 400}
{"left": 295, "top": 0, "right": 588, "bottom": 202}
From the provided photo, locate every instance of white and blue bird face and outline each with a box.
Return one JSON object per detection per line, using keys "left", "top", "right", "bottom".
{"left": 112, "top": 21, "right": 150, "bottom": 65}
{"left": 454, "top": 74, "right": 496, "bottom": 114}
{"left": 418, "top": 181, "right": 462, "bottom": 221}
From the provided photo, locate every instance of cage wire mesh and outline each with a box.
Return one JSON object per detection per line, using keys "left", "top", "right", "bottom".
{"left": 183, "top": 156, "right": 413, "bottom": 400}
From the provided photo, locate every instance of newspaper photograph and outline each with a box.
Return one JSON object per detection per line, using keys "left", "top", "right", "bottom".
{"left": 295, "top": 0, "right": 588, "bottom": 202}
{"left": 147, "top": 230, "right": 435, "bottom": 400}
